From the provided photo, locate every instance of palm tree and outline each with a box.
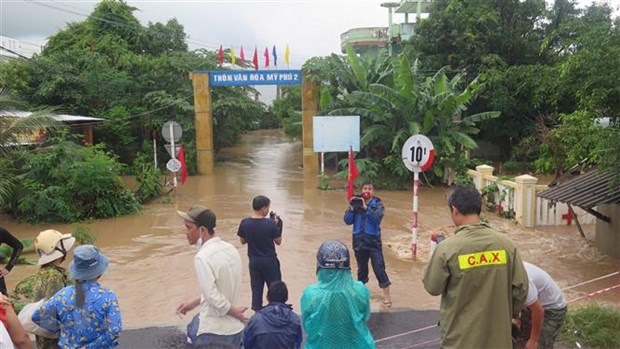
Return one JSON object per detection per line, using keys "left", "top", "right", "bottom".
{"left": 0, "top": 89, "right": 61, "bottom": 206}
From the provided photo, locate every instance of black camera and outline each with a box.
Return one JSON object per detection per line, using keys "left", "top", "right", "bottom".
{"left": 350, "top": 193, "right": 369, "bottom": 210}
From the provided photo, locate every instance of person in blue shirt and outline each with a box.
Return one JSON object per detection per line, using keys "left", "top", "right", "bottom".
{"left": 344, "top": 181, "right": 392, "bottom": 307}
{"left": 33, "top": 245, "right": 122, "bottom": 348}
{"left": 244, "top": 280, "right": 302, "bottom": 349}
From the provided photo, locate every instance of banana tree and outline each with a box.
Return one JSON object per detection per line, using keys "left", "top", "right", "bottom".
{"left": 329, "top": 55, "right": 498, "bottom": 184}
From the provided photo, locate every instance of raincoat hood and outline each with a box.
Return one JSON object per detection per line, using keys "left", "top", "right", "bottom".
{"left": 261, "top": 302, "right": 296, "bottom": 328}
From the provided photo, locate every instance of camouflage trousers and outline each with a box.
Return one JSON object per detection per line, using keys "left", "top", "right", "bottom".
{"left": 515, "top": 306, "right": 567, "bottom": 349}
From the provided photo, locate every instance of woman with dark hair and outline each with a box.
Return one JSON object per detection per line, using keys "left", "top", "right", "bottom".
{"left": 32, "top": 245, "right": 122, "bottom": 348}
{"left": 0, "top": 226, "right": 24, "bottom": 295}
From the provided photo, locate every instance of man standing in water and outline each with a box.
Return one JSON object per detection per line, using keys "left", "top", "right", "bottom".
{"left": 422, "top": 186, "right": 529, "bottom": 349}
{"left": 238, "top": 195, "right": 283, "bottom": 311}
{"left": 177, "top": 205, "right": 247, "bottom": 348}
{"left": 344, "top": 181, "right": 392, "bottom": 307}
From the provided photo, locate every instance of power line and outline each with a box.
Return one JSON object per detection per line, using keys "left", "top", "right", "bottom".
{"left": 23, "top": 0, "right": 308, "bottom": 67}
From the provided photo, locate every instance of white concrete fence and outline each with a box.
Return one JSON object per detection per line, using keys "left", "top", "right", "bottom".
{"left": 467, "top": 165, "right": 596, "bottom": 228}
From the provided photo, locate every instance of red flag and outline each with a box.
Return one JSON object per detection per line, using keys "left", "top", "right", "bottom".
{"left": 264, "top": 47, "right": 270, "bottom": 67}
{"left": 347, "top": 146, "right": 358, "bottom": 201}
{"left": 218, "top": 45, "right": 224, "bottom": 65}
{"left": 240, "top": 46, "right": 245, "bottom": 68}
{"left": 252, "top": 47, "right": 259, "bottom": 70}
{"left": 178, "top": 144, "right": 188, "bottom": 185}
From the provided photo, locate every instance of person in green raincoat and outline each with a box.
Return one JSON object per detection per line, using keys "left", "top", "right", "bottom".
{"left": 300, "top": 240, "right": 375, "bottom": 349}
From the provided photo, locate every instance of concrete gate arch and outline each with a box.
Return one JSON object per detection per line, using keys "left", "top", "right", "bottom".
{"left": 190, "top": 70, "right": 318, "bottom": 175}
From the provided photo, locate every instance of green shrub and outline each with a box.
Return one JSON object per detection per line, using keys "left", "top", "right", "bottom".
{"left": 134, "top": 164, "right": 163, "bottom": 203}
{"left": 6, "top": 141, "right": 140, "bottom": 223}
{"left": 559, "top": 303, "right": 620, "bottom": 349}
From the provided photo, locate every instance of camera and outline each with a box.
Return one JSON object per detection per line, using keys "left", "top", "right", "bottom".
{"left": 350, "top": 192, "right": 370, "bottom": 210}
{"left": 269, "top": 211, "right": 276, "bottom": 220}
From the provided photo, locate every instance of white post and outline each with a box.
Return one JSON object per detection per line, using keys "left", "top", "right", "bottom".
{"left": 153, "top": 137, "right": 157, "bottom": 169}
{"left": 320, "top": 152, "right": 325, "bottom": 174}
{"left": 412, "top": 171, "right": 420, "bottom": 259}
{"left": 169, "top": 123, "right": 177, "bottom": 188}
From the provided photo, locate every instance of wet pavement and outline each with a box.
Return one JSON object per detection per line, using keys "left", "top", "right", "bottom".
{"left": 118, "top": 309, "right": 441, "bottom": 349}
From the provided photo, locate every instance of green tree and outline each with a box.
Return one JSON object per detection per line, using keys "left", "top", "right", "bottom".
{"left": 328, "top": 55, "right": 498, "bottom": 185}
{"left": 0, "top": 0, "right": 266, "bottom": 173}
{"left": 0, "top": 90, "right": 61, "bottom": 206}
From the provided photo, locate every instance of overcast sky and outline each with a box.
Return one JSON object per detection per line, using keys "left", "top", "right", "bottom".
{"left": 1, "top": 0, "right": 410, "bottom": 69}
{"left": 3, "top": 0, "right": 616, "bottom": 68}
{"left": 1, "top": 0, "right": 616, "bottom": 102}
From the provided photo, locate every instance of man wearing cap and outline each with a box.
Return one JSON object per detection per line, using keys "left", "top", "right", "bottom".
{"left": 20, "top": 230, "right": 76, "bottom": 349}
{"left": 177, "top": 205, "right": 247, "bottom": 349}
{"left": 33, "top": 244, "right": 122, "bottom": 348}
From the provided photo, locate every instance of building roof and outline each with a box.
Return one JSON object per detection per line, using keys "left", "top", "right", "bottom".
{"left": 0, "top": 110, "right": 104, "bottom": 123}
{"left": 537, "top": 169, "right": 620, "bottom": 208}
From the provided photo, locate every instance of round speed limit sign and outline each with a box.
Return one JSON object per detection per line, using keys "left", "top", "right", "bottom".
{"left": 402, "top": 135, "right": 435, "bottom": 172}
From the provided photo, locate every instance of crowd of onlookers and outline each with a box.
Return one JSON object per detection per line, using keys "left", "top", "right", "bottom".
{"left": 0, "top": 184, "right": 567, "bottom": 348}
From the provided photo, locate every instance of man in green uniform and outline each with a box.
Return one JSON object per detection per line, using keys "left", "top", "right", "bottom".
{"left": 422, "top": 186, "right": 529, "bottom": 349}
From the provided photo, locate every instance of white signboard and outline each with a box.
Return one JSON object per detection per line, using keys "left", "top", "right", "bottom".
{"left": 402, "top": 134, "right": 435, "bottom": 172}
{"left": 312, "top": 116, "right": 360, "bottom": 152}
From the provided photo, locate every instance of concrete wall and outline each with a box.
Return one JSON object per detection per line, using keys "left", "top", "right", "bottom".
{"left": 595, "top": 204, "right": 620, "bottom": 258}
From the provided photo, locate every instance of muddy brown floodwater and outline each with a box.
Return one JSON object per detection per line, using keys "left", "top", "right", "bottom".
{"left": 2, "top": 129, "right": 619, "bottom": 330}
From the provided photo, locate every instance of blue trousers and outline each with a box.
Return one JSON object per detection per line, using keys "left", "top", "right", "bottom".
{"left": 194, "top": 331, "right": 242, "bottom": 348}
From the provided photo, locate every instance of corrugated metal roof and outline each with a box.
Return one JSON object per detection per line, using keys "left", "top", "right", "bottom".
{"left": 537, "top": 169, "right": 620, "bottom": 208}
{"left": 0, "top": 110, "right": 104, "bottom": 122}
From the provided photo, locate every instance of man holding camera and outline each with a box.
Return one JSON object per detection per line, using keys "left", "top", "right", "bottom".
{"left": 344, "top": 181, "right": 392, "bottom": 307}
{"left": 238, "top": 195, "right": 283, "bottom": 311}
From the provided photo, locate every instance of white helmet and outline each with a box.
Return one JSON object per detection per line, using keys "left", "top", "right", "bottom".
{"left": 34, "top": 229, "right": 76, "bottom": 266}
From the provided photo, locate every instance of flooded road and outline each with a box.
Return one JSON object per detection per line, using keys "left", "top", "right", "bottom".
{"left": 2, "top": 129, "right": 619, "bottom": 329}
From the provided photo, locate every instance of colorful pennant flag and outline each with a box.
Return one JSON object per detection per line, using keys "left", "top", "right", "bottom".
{"left": 218, "top": 45, "right": 224, "bottom": 66}
{"left": 347, "top": 146, "right": 358, "bottom": 201}
{"left": 240, "top": 46, "right": 245, "bottom": 68}
{"left": 264, "top": 47, "right": 270, "bottom": 68}
{"left": 252, "top": 46, "right": 259, "bottom": 70}
{"left": 179, "top": 144, "right": 188, "bottom": 185}
{"left": 284, "top": 44, "right": 290, "bottom": 66}
{"left": 230, "top": 47, "right": 236, "bottom": 66}
{"left": 272, "top": 45, "right": 278, "bottom": 67}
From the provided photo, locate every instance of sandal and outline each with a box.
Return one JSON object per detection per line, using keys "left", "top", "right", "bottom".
{"left": 382, "top": 300, "right": 392, "bottom": 308}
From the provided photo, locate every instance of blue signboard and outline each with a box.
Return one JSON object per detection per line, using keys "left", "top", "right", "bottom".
{"left": 197, "top": 70, "right": 302, "bottom": 86}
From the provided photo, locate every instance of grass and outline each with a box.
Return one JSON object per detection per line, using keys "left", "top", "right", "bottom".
{"left": 558, "top": 303, "right": 620, "bottom": 349}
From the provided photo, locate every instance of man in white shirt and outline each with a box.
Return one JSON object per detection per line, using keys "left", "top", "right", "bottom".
{"left": 176, "top": 205, "right": 248, "bottom": 348}
{"left": 515, "top": 262, "right": 567, "bottom": 349}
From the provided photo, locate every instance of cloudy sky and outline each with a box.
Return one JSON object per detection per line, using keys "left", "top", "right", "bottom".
{"left": 4, "top": 0, "right": 615, "bottom": 67}
{"left": 1, "top": 0, "right": 412, "bottom": 69}
{"left": 1, "top": 0, "right": 615, "bottom": 102}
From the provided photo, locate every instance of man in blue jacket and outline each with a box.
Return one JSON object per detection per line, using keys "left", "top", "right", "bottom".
{"left": 344, "top": 181, "right": 392, "bottom": 307}
{"left": 244, "top": 280, "right": 302, "bottom": 349}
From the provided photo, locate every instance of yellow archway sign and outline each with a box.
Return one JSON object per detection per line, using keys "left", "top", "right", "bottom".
{"left": 190, "top": 70, "right": 318, "bottom": 175}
